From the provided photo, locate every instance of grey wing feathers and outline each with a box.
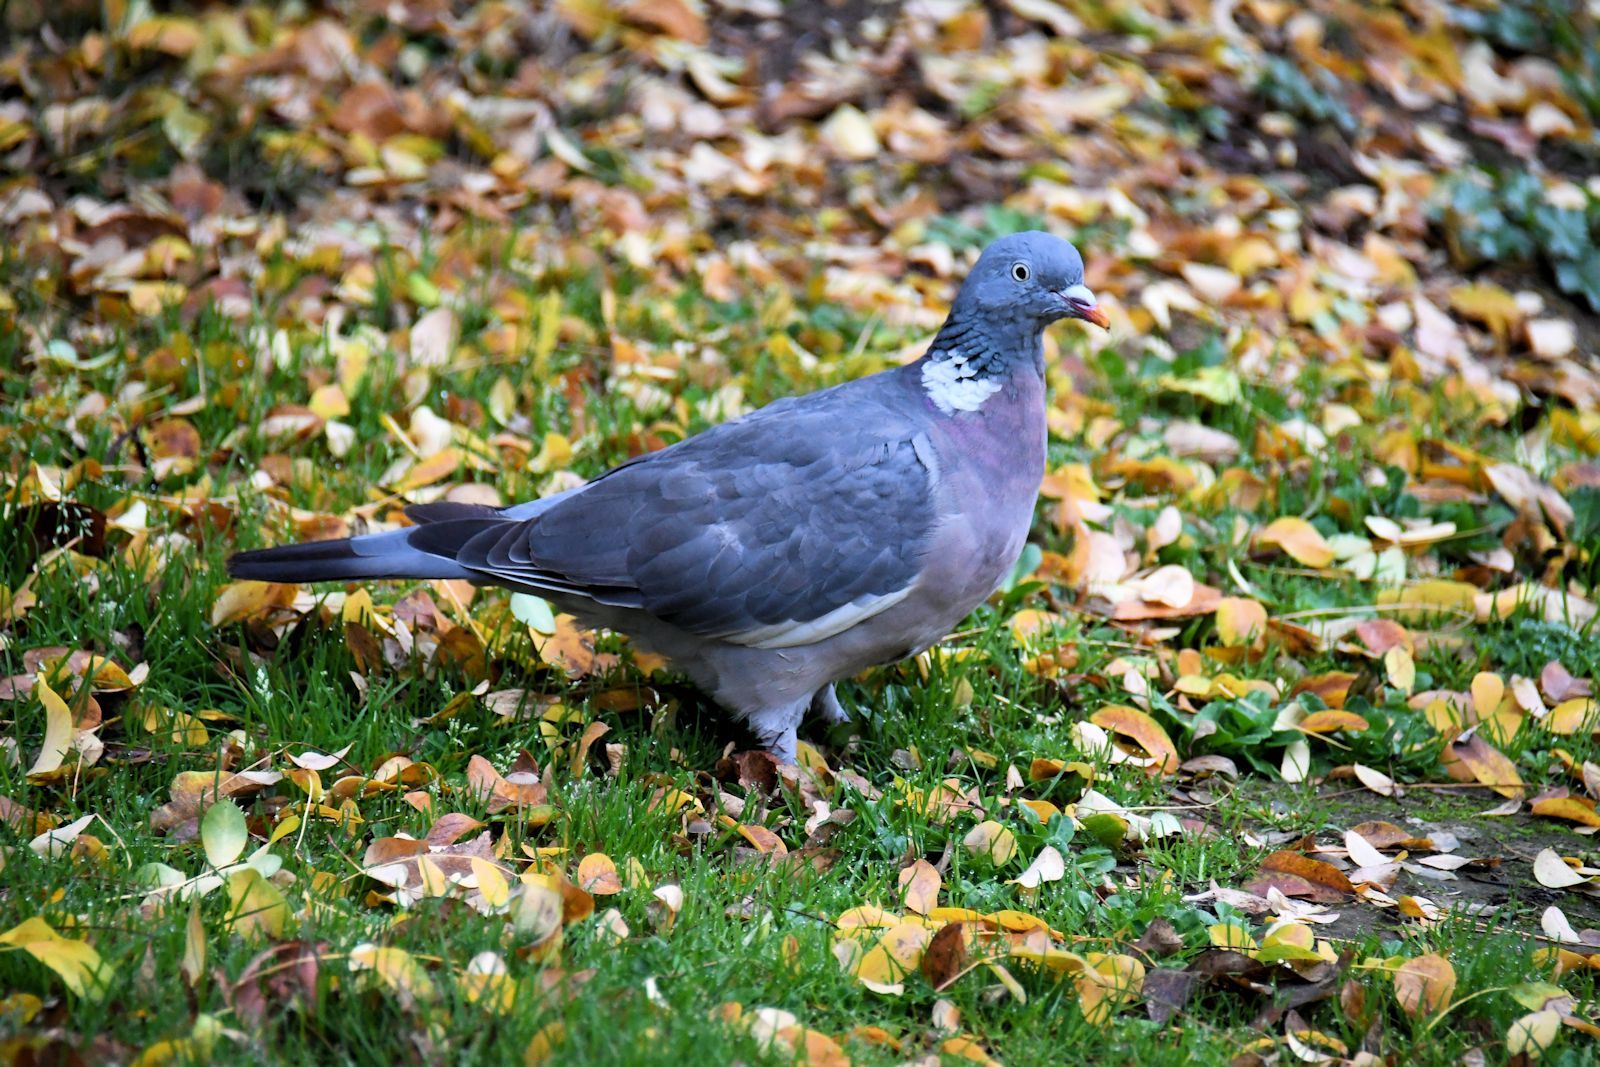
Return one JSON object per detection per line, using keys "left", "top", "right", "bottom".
{"left": 435, "top": 388, "right": 939, "bottom": 646}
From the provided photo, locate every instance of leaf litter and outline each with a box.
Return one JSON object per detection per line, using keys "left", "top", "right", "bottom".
{"left": 4, "top": 0, "right": 1600, "bottom": 1061}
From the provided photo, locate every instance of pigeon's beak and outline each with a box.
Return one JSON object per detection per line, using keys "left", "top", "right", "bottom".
{"left": 1061, "top": 284, "right": 1110, "bottom": 329}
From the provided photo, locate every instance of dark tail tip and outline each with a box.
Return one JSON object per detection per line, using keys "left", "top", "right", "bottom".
{"left": 226, "top": 539, "right": 362, "bottom": 583}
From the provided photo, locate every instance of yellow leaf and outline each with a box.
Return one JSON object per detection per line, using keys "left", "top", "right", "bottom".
{"left": 1208, "top": 923, "right": 1257, "bottom": 951}
{"left": 1010, "top": 609, "right": 1068, "bottom": 645}
{"left": 1299, "top": 710, "right": 1369, "bottom": 734}
{"left": 127, "top": 281, "right": 186, "bottom": 316}
{"left": 223, "top": 869, "right": 288, "bottom": 941}
{"left": 28, "top": 678, "right": 73, "bottom": 776}
{"left": 181, "top": 903, "right": 205, "bottom": 988}
{"left": 524, "top": 1021, "right": 567, "bottom": 1065}
{"left": 1377, "top": 580, "right": 1479, "bottom": 622}
{"left": 529, "top": 432, "right": 573, "bottom": 475}
{"left": 349, "top": 943, "right": 437, "bottom": 1007}
{"left": 1532, "top": 796, "right": 1600, "bottom": 828}
{"left": 1471, "top": 672, "right": 1505, "bottom": 718}
{"left": 392, "top": 448, "right": 462, "bottom": 492}
{"left": 1075, "top": 953, "right": 1145, "bottom": 1025}
{"left": 1508, "top": 1010, "right": 1562, "bottom": 1057}
{"left": 1384, "top": 647, "right": 1416, "bottom": 694}
{"left": 1448, "top": 283, "right": 1522, "bottom": 341}
{"left": 308, "top": 384, "right": 350, "bottom": 419}
{"left": 940, "top": 1034, "right": 1000, "bottom": 1065}
{"left": 472, "top": 857, "right": 510, "bottom": 910}
{"left": 853, "top": 922, "right": 930, "bottom": 995}
{"left": 1450, "top": 734, "right": 1524, "bottom": 798}
{"left": 1256, "top": 517, "right": 1335, "bottom": 568}
{"left": 211, "top": 581, "right": 298, "bottom": 627}
{"left": 126, "top": 16, "right": 202, "bottom": 55}
{"left": 1546, "top": 699, "right": 1600, "bottom": 735}
{"left": 0, "top": 917, "right": 110, "bottom": 999}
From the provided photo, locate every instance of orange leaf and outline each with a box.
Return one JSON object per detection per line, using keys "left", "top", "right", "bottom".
{"left": 1394, "top": 954, "right": 1456, "bottom": 1018}
{"left": 392, "top": 447, "right": 462, "bottom": 492}
{"left": 532, "top": 614, "right": 620, "bottom": 678}
{"left": 577, "top": 853, "right": 623, "bottom": 895}
{"left": 1291, "top": 672, "right": 1357, "bottom": 709}
{"left": 1088, "top": 705, "right": 1179, "bottom": 775}
{"left": 1256, "top": 517, "right": 1335, "bottom": 567}
{"left": 1449, "top": 734, "right": 1525, "bottom": 798}
{"left": 735, "top": 824, "right": 787, "bottom": 855}
{"left": 1009, "top": 609, "right": 1068, "bottom": 645}
{"left": 1215, "top": 597, "right": 1267, "bottom": 647}
{"left": 1299, "top": 711, "right": 1369, "bottom": 734}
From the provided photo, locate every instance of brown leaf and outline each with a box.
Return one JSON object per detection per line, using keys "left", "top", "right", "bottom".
{"left": 464, "top": 755, "right": 547, "bottom": 815}
{"left": 1132, "top": 918, "right": 1185, "bottom": 961}
{"left": 1258, "top": 851, "right": 1355, "bottom": 900}
{"left": 227, "top": 940, "right": 326, "bottom": 1029}
{"left": 620, "top": 0, "right": 708, "bottom": 43}
{"left": 533, "top": 614, "right": 619, "bottom": 678}
{"left": 715, "top": 750, "right": 780, "bottom": 794}
{"left": 1107, "top": 582, "right": 1222, "bottom": 621}
{"left": 920, "top": 921, "right": 972, "bottom": 991}
{"left": 1353, "top": 619, "right": 1413, "bottom": 657}
{"left": 1143, "top": 967, "right": 1198, "bottom": 1024}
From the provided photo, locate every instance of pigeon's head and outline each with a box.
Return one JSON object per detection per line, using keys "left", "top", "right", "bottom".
{"left": 954, "top": 231, "right": 1109, "bottom": 329}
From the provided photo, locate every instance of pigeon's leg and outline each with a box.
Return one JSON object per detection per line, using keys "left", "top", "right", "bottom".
{"left": 747, "top": 698, "right": 808, "bottom": 764}
{"left": 810, "top": 683, "right": 850, "bottom": 726}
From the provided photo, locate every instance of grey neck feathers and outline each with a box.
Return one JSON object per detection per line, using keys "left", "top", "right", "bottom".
{"left": 924, "top": 313, "right": 1044, "bottom": 378}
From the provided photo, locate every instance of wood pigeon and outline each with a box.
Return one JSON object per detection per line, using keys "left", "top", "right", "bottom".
{"left": 229, "top": 232, "right": 1109, "bottom": 761}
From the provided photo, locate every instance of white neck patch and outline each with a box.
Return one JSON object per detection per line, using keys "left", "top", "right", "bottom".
{"left": 922, "top": 351, "right": 1001, "bottom": 414}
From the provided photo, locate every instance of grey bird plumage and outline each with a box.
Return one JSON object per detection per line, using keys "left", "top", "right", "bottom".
{"left": 228, "top": 232, "right": 1109, "bottom": 761}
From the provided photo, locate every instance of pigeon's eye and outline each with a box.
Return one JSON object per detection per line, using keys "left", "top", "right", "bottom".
{"left": 1011, "top": 262, "right": 1031, "bottom": 282}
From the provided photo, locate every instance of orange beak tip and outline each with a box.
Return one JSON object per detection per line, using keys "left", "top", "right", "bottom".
{"left": 1082, "top": 305, "right": 1111, "bottom": 330}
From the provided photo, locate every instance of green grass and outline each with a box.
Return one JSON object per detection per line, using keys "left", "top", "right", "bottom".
{"left": 7, "top": 3, "right": 1600, "bottom": 1060}
{"left": 2, "top": 261, "right": 1596, "bottom": 1064}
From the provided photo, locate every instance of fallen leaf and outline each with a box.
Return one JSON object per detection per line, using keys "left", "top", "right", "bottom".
{"left": 1533, "top": 849, "right": 1592, "bottom": 889}
{"left": 1088, "top": 705, "right": 1180, "bottom": 775}
{"left": 962, "top": 821, "right": 1017, "bottom": 866}
{"left": 1256, "top": 518, "right": 1335, "bottom": 568}
{"left": 898, "top": 860, "right": 941, "bottom": 915}
{"left": 1010, "top": 846, "right": 1066, "bottom": 890}
{"left": 1215, "top": 597, "right": 1267, "bottom": 647}
{"left": 1393, "top": 954, "right": 1455, "bottom": 1018}
{"left": 1450, "top": 734, "right": 1525, "bottom": 798}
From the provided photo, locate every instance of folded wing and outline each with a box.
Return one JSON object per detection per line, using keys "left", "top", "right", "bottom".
{"left": 411, "top": 391, "right": 940, "bottom": 648}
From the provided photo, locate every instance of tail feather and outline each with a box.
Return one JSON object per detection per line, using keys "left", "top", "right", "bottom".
{"left": 226, "top": 526, "right": 478, "bottom": 584}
